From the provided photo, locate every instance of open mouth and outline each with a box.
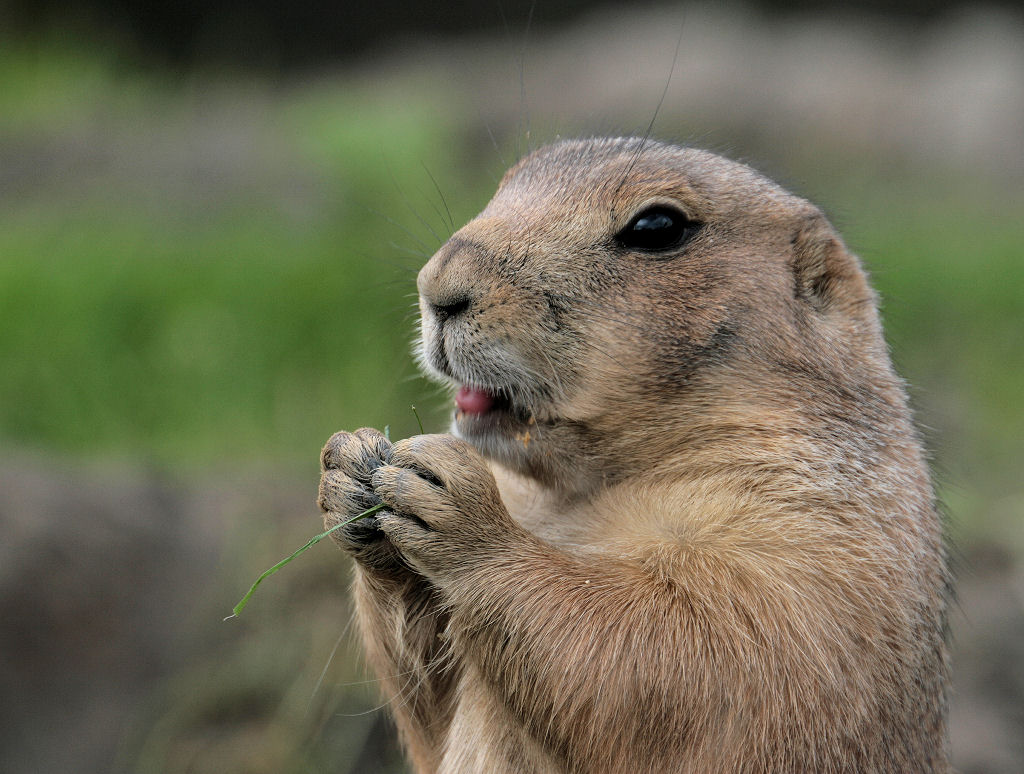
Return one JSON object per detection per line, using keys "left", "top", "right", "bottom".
{"left": 454, "top": 385, "right": 508, "bottom": 416}
{"left": 453, "top": 384, "right": 534, "bottom": 432}
{"left": 453, "top": 384, "right": 539, "bottom": 454}
{"left": 453, "top": 384, "right": 517, "bottom": 419}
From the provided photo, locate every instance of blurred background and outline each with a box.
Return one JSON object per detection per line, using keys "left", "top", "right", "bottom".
{"left": 1, "top": 1, "right": 1022, "bottom": 772}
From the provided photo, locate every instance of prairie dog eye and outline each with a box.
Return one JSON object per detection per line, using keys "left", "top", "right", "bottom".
{"left": 615, "top": 206, "right": 701, "bottom": 252}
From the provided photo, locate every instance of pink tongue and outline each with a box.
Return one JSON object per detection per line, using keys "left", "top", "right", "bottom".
{"left": 455, "top": 385, "right": 496, "bottom": 415}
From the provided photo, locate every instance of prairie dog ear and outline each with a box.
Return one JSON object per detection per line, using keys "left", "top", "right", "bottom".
{"left": 791, "top": 212, "right": 865, "bottom": 312}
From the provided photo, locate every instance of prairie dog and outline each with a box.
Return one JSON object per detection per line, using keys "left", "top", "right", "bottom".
{"left": 318, "top": 137, "right": 951, "bottom": 773}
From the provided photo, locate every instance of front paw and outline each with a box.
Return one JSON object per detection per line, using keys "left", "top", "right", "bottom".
{"left": 368, "top": 434, "right": 518, "bottom": 583}
{"left": 318, "top": 427, "right": 403, "bottom": 574}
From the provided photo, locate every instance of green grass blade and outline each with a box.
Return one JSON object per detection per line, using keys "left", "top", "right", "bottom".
{"left": 226, "top": 502, "right": 386, "bottom": 619}
{"left": 411, "top": 405, "right": 425, "bottom": 435}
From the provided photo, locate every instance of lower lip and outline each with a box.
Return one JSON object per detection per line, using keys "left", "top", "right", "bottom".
{"left": 455, "top": 385, "right": 497, "bottom": 415}
{"left": 453, "top": 391, "right": 520, "bottom": 434}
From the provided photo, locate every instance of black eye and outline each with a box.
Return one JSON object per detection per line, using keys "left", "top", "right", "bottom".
{"left": 615, "top": 206, "right": 700, "bottom": 252}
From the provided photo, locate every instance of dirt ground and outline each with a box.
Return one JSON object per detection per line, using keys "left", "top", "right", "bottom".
{"left": 0, "top": 453, "right": 1021, "bottom": 774}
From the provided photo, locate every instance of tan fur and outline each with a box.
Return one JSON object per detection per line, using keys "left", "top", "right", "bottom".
{"left": 318, "top": 138, "right": 951, "bottom": 773}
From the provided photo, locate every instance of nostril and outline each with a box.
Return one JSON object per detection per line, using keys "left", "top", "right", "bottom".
{"left": 431, "top": 295, "right": 471, "bottom": 323}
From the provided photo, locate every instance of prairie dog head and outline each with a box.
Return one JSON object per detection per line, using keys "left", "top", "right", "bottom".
{"left": 417, "top": 137, "right": 887, "bottom": 494}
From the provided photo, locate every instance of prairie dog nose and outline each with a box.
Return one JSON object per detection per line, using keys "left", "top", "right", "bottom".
{"left": 418, "top": 262, "right": 473, "bottom": 322}
{"left": 418, "top": 236, "right": 486, "bottom": 322}
{"left": 429, "top": 294, "right": 472, "bottom": 322}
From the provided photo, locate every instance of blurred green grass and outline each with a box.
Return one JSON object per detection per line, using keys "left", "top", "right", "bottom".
{"left": 1, "top": 42, "right": 1021, "bottom": 529}
{"left": 0, "top": 42, "right": 493, "bottom": 474}
{"left": 837, "top": 183, "right": 1024, "bottom": 537}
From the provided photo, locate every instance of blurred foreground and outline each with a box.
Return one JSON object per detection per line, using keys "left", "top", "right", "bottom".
{"left": 1, "top": 4, "right": 1022, "bottom": 773}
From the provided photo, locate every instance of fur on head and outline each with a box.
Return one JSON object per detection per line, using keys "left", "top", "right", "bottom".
{"left": 417, "top": 137, "right": 896, "bottom": 497}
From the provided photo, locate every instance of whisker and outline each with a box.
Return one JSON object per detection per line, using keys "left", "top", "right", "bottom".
{"left": 610, "top": 19, "right": 686, "bottom": 216}
{"left": 384, "top": 241, "right": 431, "bottom": 264}
{"left": 518, "top": 0, "right": 537, "bottom": 159}
{"left": 421, "top": 162, "right": 457, "bottom": 235}
{"left": 382, "top": 158, "right": 446, "bottom": 248}
{"left": 362, "top": 203, "right": 435, "bottom": 256}
{"left": 480, "top": 114, "right": 509, "bottom": 172}
{"left": 307, "top": 610, "right": 357, "bottom": 710}
{"left": 330, "top": 666, "right": 423, "bottom": 690}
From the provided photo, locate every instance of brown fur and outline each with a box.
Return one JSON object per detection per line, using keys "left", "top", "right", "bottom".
{"left": 318, "top": 138, "right": 951, "bottom": 773}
